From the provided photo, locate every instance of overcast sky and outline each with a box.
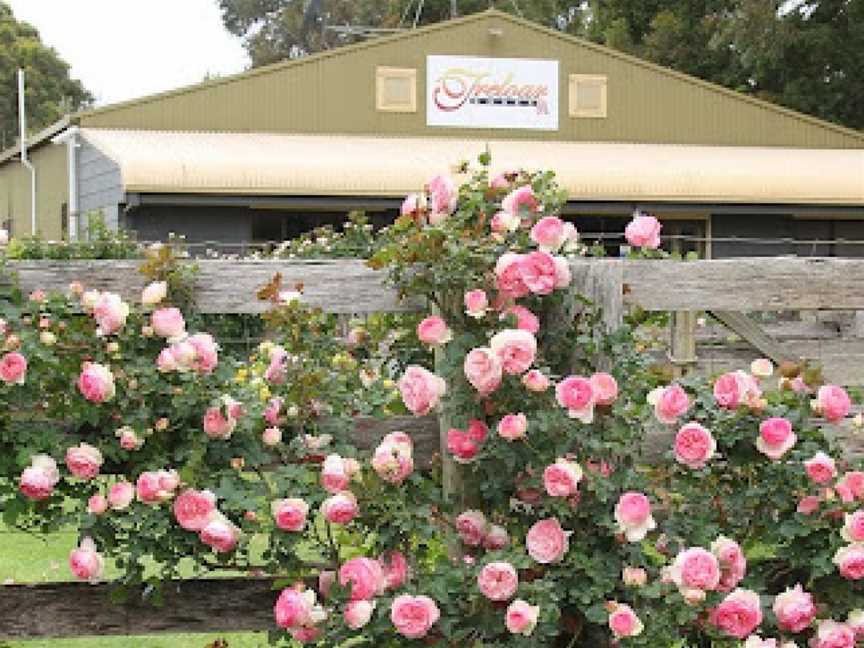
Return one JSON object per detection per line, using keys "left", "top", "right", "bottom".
{"left": 7, "top": 0, "right": 250, "bottom": 107}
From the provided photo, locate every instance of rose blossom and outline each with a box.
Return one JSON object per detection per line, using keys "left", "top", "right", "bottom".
{"left": 93, "top": 291, "right": 129, "bottom": 336}
{"left": 187, "top": 333, "right": 219, "bottom": 374}
{"left": 625, "top": 213, "right": 662, "bottom": 249}
{"left": 321, "top": 454, "right": 352, "bottom": 493}
{"left": 491, "top": 209, "right": 520, "bottom": 234}
{"left": 202, "top": 406, "right": 236, "bottom": 440}
{"left": 447, "top": 428, "right": 481, "bottom": 463}
{"left": 108, "top": 481, "right": 134, "bottom": 510}
{"left": 502, "top": 305, "right": 539, "bottom": 334}
{"left": 77, "top": 362, "right": 115, "bottom": 403}
{"left": 608, "top": 603, "right": 644, "bottom": 638}
{"left": 798, "top": 495, "right": 821, "bottom": 515}
{"left": 426, "top": 174, "right": 457, "bottom": 222}
{"left": 526, "top": 517, "right": 570, "bottom": 564}
{"left": 556, "top": 375, "right": 596, "bottom": 423}
{"left": 623, "top": 567, "right": 648, "bottom": 587}
{"left": 495, "top": 253, "right": 529, "bottom": 299}
{"left": 651, "top": 384, "right": 690, "bottom": 424}
{"left": 751, "top": 358, "right": 774, "bottom": 378}
{"left": 518, "top": 251, "right": 558, "bottom": 295}
{"left": 709, "top": 588, "right": 763, "bottom": 639}
{"left": 505, "top": 599, "right": 539, "bottom": 636}
{"left": 69, "top": 537, "right": 104, "bottom": 582}
{"left": 339, "top": 557, "right": 385, "bottom": 601}
{"left": 398, "top": 365, "right": 446, "bottom": 416}
{"left": 199, "top": 514, "right": 240, "bottom": 553}
{"left": 674, "top": 422, "right": 716, "bottom": 469}
{"left": 391, "top": 594, "right": 440, "bottom": 639}
{"left": 464, "top": 347, "right": 503, "bottom": 395}
{"left": 772, "top": 584, "right": 816, "bottom": 633}
{"left": 272, "top": 498, "right": 309, "bottom": 532}
{"left": 814, "top": 385, "right": 852, "bottom": 422}
{"left": 477, "top": 561, "right": 518, "bottom": 601}
{"left": 615, "top": 492, "right": 657, "bottom": 542}
{"left": 811, "top": 620, "right": 855, "bottom": 648}
{"left": 116, "top": 426, "right": 143, "bottom": 451}
{"left": 274, "top": 587, "right": 325, "bottom": 630}
{"left": 543, "top": 458, "right": 583, "bottom": 497}
{"left": 464, "top": 289, "right": 489, "bottom": 318}
{"left": 344, "top": 600, "right": 375, "bottom": 629}
{"left": 87, "top": 494, "right": 108, "bottom": 515}
{"left": 381, "top": 550, "right": 408, "bottom": 590}
{"left": 484, "top": 524, "right": 510, "bottom": 550}
{"left": 416, "top": 316, "right": 452, "bottom": 346}
{"left": 805, "top": 452, "right": 837, "bottom": 484}
{"left": 590, "top": 372, "right": 618, "bottom": 406}
{"left": 400, "top": 193, "right": 421, "bottom": 219}
{"left": 502, "top": 185, "right": 538, "bottom": 216}
{"left": 321, "top": 492, "right": 359, "bottom": 525}
{"left": 136, "top": 470, "right": 179, "bottom": 504}
{"left": 19, "top": 454, "right": 60, "bottom": 500}
{"left": 151, "top": 307, "right": 186, "bottom": 340}
{"left": 141, "top": 281, "right": 167, "bottom": 305}
{"left": 670, "top": 547, "right": 721, "bottom": 597}
{"left": 490, "top": 329, "right": 536, "bottom": 375}
{"left": 711, "top": 536, "right": 747, "bottom": 591}
{"left": 65, "top": 443, "right": 103, "bottom": 480}
{"left": 498, "top": 413, "right": 528, "bottom": 441}
{"left": 756, "top": 417, "right": 797, "bottom": 460}
{"left": 835, "top": 543, "right": 864, "bottom": 580}
{"left": 714, "top": 371, "right": 747, "bottom": 410}
{"left": 530, "top": 216, "right": 570, "bottom": 252}
{"left": 522, "top": 369, "right": 550, "bottom": 392}
{"left": 371, "top": 437, "right": 414, "bottom": 485}
{"left": 847, "top": 610, "right": 864, "bottom": 639}
{"left": 173, "top": 489, "right": 217, "bottom": 531}
{"left": 0, "top": 352, "right": 27, "bottom": 384}
{"left": 456, "top": 510, "right": 488, "bottom": 546}
{"left": 262, "top": 426, "right": 282, "bottom": 446}
{"left": 837, "top": 471, "right": 864, "bottom": 503}
{"left": 842, "top": 510, "right": 864, "bottom": 543}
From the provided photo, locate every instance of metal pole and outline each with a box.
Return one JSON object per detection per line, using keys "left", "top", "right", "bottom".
{"left": 18, "top": 69, "right": 36, "bottom": 236}
{"left": 451, "top": 0, "right": 458, "bottom": 18}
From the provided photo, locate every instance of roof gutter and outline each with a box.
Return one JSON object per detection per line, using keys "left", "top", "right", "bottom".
{"left": 18, "top": 69, "right": 36, "bottom": 236}
{"left": 51, "top": 126, "right": 80, "bottom": 241}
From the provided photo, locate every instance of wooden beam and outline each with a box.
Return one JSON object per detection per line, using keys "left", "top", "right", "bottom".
{"left": 708, "top": 311, "right": 794, "bottom": 365}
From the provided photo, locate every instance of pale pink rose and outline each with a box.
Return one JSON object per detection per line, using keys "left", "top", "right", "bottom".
{"left": 835, "top": 543, "right": 864, "bottom": 580}
{"left": 289, "top": 626, "right": 322, "bottom": 644}
{"left": 116, "top": 426, "right": 143, "bottom": 451}
{"left": 811, "top": 619, "right": 855, "bottom": 648}
{"left": 526, "top": 517, "right": 569, "bottom": 564}
{"left": 773, "top": 584, "right": 815, "bottom": 633}
{"left": 65, "top": 443, "right": 103, "bottom": 480}
{"left": 400, "top": 193, "right": 421, "bottom": 218}
{"left": 609, "top": 603, "right": 644, "bottom": 638}
{"left": 447, "top": 427, "right": 481, "bottom": 463}
{"left": 714, "top": 372, "right": 745, "bottom": 410}
{"left": 797, "top": 495, "right": 821, "bottom": 515}
{"left": 841, "top": 510, "right": 864, "bottom": 543}
{"left": 272, "top": 498, "right": 309, "bottom": 532}
{"left": 88, "top": 494, "right": 108, "bottom": 515}
{"left": 543, "top": 458, "right": 583, "bottom": 497}
{"left": 427, "top": 174, "right": 457, "bottom": 220}
{"left": 674, "top": 422, "right": 716, "bottom": 469}
{"left": 464, "top": 347, "right": 503, "bottom": 395}
{"left": 556, "top": 375, "right": 596, "bottom": 423}
{"left": 505, "top": 599, "right": 539, "bottom": 636}
{"left": 814, "top": 385, "right": 852, "bottom": 422}
{"left": 847, "top": 610, "right": 864, "bottom": 639}
{"left": 264, "top": 397, "right": 283, "bottom": 426}
{"left": 477, "top": 561, "right": 518, "bottom": 601}
{"left": 381, "top": 550, "right": 408, "bottom": 590}
{"left": 141, "top": 281, "right": 167, "bottom": 305}
{"left": 0, "top": 352, "right": 27, "bottom": 384}
{"left": 19, "top": 455, "right": 60, "bottom": 501}
{"left": 81, "top": 289, "right": 100, "bottom": 310}
{"left": 623, "top": 567, "right": 648, "bottom": 587}
{"left": 274, "top": 587, "right": 316, "bottom": 629}
{"left": 464, "top": 289, "right": 489, "bottom": 318}
{"left": 490, "top": 171, "right": 514, "bottom": 190}
{"left": 321, "top": 454, "right": 351, "bottom": 493}
{"left": 670, "top": 547, "right": 721, "bottom": 596}
{"left": 151, "top": 307, "right": 185, "bottom": 339}
{"left": 552, "top": 255, "right": 572, "bottom": 289}
{"left": 756, "top": 417, "right": 796, "bottom": 460}
{"left": 498, "top": 413, "right": 528, "bottom": 441}
{"left": 805, "top": 452, "right": 837, "bottom": 484}
{"left": 78, "top": 362, "right": 115, "bottom": 403}
{"left": 262, "top": 426, "right": 282, "bottom": 446}
{"left": 93, "top": 291, "right": 129, "bottom": 336}
{"left": 711, "top": 536, "right": 747, "bottom": 592}
{"left": 391, "top": 594, "right": 440, "bottom": 639}
{"left": 709, "top": 588, "right": 763, "bottom": 639}
{"left": 108, "top": 481, "right": 134, "bottom": 510}
{"left": 837, "top": 471, "right": 864, "bottom": 502}
{"left": 483, "top": 524, "right": 510, "bottom": 550}
{"left": 502, "top": 305, "right": 539, "bottom": 334}
{"left": 200, "top": 514, "right": 240, "bottom": 553}
{"left": 518, "top": 250, "right": 558, "bottom": 295}
{"left": 455, "top": 510, "right": 488, "bottom": 547}
{"left": 625, "top": 213, "right": 662, "bottom": 249}
{"left": 743, "top": 635, "right": 782, "bottom": 648}
{"left": 321, "top": 491, "right": 358, "bottom": 525}
{"left": 69, "top": 537, "right": 104, "bottom": 582}
{"left": 590, "top": 373, "right": 618, "bottom": 406}
{"left": 344, "top": 600, "right": 375, "bottom": 629}
{"left": 652, "top": 384, "right": 690, "bottom": 425}
{"left": 265, "top": 347, "right": 287, "bottom": 385}
{"left": 381, "top": 431, "right": 413, "bottom": 455}
{"left": 615, "top": 492, "right": 657, "bottom": 542}
{"left": 530, "top": 216, "right": 568, "bottom": 252}
{"left": 501, "top": 185, "right": 538, "bottom": 216}
{"left": 156, "top": 347, "right": 179, "bottom": 372}
{"left": 751, "top": 358, "right": 774, "bottom": 378}
{"left": 339, "top": 557, "right": 385, "bottom": 602}
{"left": 491, "top": 210, "right": 520, "bottom": 234}
{"left": 417, "top": 316, "right": 452, "bottom": 346}
{"left": 202, "top": 406, "right": 236, "bottom": 440}
{"left": 187, "top": 332, "right": 219, "bottom": 374}
{"left": 495, "top": 252, "right": 529, "bottom": 299}
{"left": 490, "top": 329, "right": 536, "bottom": 375}
{"left": 371, "top": 439, "right": 414, "bottom": 485}
{"left": 136, "top": 469, "right": 178, "bottom": 504}
{"left": 522, "top": 369, "right": 550, "bottom": 392}
{"left": 398, "top": 365, "right": 446, "bottom": 416}
{"left": 173, "top": 489, "right": 217, "bottom": 531}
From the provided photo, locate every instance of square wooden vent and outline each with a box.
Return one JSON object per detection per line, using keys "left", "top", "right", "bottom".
{"left": 569, "top": 74, "right": 608, "bottom": 118}
{"left": 376, "top": 67, "right": 417, "bottom": 113}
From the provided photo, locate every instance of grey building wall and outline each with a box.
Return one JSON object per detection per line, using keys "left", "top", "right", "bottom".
{"left": 711, "top": 214, "right": 864, "bottom": 258}
{"left": 77, "top": 138, "right": 123, "bottom": 230}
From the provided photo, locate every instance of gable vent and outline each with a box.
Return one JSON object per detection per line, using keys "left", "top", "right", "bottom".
{"left": 569, "top": 74, "right": 608, "bottom": 119}
{"left": 376, "top": 67, "right": 417, "bottom": 113}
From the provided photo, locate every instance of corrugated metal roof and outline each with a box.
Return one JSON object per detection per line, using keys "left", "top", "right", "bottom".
{"left": 81, "top": 128, "right": 864, "bottom": 206}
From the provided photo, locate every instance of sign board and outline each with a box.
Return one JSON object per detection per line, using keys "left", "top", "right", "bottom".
{"left": 426, "top": 55, "right": 559, "bottom": 130}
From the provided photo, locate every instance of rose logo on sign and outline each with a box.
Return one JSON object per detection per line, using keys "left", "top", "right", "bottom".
{"left": 427, "top": 56, "right": 559, "bottom": 130}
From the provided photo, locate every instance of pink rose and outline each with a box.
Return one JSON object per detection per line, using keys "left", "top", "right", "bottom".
{"left": 797, "top": 495, "right": 821, "bottom": 515}
{"left": 751, "top": 358, "right": 774, "bottom": 378}
{"left": 344, "top": 600, "right": 375, "bottom": 629}
{"left": 427, "top": 174, "right": 457, "bottom": 221}
{"left": 477, "top": 561, "right": 518, "bottom": 601}
{"left": 518, "top": 251, "right": 558, "bottom": 295}
{"left": 805, "top": 451, "right": 836, "bottom": 484}
{"left": 625, "top": 213, "right": 662, "bottom": 249}
{"left": 502, "top": 305, "right": 539, "bottom": 334}
{"left": 651, "top": 384, "right": 690, "bottom": 425}
{"left": 272, "top": 498, "right": 309, "bottom": 532}
{"left": 815, "top": 385, "right": 852, "bottom": 422}
{"left": 19, "top": 455, "right": 60, "bottom": 501}
{"left": 65, "top": 443, "right": 103, "bottom": 480}
{"left": 483, "top": 524, "right": 510, "bottom": 550}
{"left": 522, "top": 369, "right": 550, "bottom": 392}
{"left": 262, "top": 426, "right": 282, "bottom": 446}
{"left": 543, "top": 458, "right": 583, "bottom": 497}
{"left": 835, "top": 544, "right": 864, "bottom": 580}
{"left": 552, "top": 255, "right": 572, "bottom": 289}
{"left": 556, "top": 375, "right": 596, "bottom": 423}
{"left": 670, "top": 547, "right": 721, "bottom": 596}
{"left": 530, "top": 216, "right": 569, "bottom": 252}
{"left": 590, "top": 372, "right": 618, "bottom": 406}
{"left": 843, "top": 510, "right": 864, "bottom": 543}
{"left": 264, "top": 397, "right": 283, "bottom": 426}
{"left": 391, "top": 594, "right": 440, "bottom": 639}
{"left": 151, "top": 307, "right": 186, "bottom": 339}
{"left": 116, "top": 426, "right": 143, "bottom": 451}
{"left": 108, "top": 481, "right": 134, "bottom": 510}
{"left": 398, "top": 365, "right": 446, "bottom": 416}
{"left": 847, "top": 610, "right": 864, "bottom": 639}
{"left": 274, "top": 588, "right": 319, "bottom": 629}
{"left": 501, "top": 185, "right": 538, "bottom": 216}
{"left": 497, "top": 413, "right": 528, "bottom": 441}
{"left": 623, "top": 567, "right": 648, "bottom": 588}
{"left": 505, "top": 599, "right": 539, "bottom": 636}
{"left": 709, "top": 588, "right": 763, "bottom": 639}
{"left": 0, "top": 352, "right": 27, "bottom": 384}
{"left": 371, "top": 439, "right": 414, "bottom": 485}
{"left": 490, "top": 329, "right": 536, "bottom": 375}
{"left": 714, "top": 372, "right": 744, "bottom": 409}
{"left": 69, "top": 537, "right": 104, "bottom": 582}
{"left": 811, "top": 620, "right": 855, "bottom": 648}
{"left": 464, "top": 289, "right": 489, "bottom": 318}
{"left": 773, "top": 584, "right": 815, "bottom": 633}
{"left": 674, "top": 422, "right": 716, "bottom": 469}
{"left": 490, "top": 209, "right": 520, "bottom": 234}
{"left": 416, "top": 316, "right": 452, "bottom": 346}
{"left": 464, "top": 347, "right": 503, "bottom": 395}
{"left": 187, "top": 333, "right": 219, "bottom": 374}
{"left": 400, "top": 193, "right": 421, "bottom": 219}
{"left": 199, "top": 514, "right": 240, "bottom": 553}
{"left": 456, "top": 510, "right": 488, "bottom": 546}
{"left": 77, "top": 362, "right": 115, "bottom": 403}
{"left": 526, "top": 518, "right": 569, "bottom": 564}
{"left": 381, "top": 550, "right": 408, "bottom": 590}
{"left": 88, "top": 494, "right": 108, "bottom": 515}
{"left": 495, "top": 253, "right": 529, "bottom": 299}
{"left": 609, "top": 603, "right": 644, "bottom": 638}
{"left": 615, "top": 492, "right": 656, "bottom": 542}
{"left": 202, "top": 406, "right": 236, "bottom": 440}
{"left": 838, "top": 471, "right": 864, "bottom": 502}
{"left": 141, "top": 280, "right": 167, "bottom": 305}
{"left": 339, "top": 557, "right": 385, "bottom": 601}
{"left": 447, "top": 428, "right": 481, "bottom": 463}
{"left": 93, "top": 291, "right": 129, "bottom": 336}
{"left": 321, "top": 491, "right": 358, "bottom": 525}
{"left": 321, "top": 454, "right": 352, "bottom": 493}
{"left": 490, "top": 171, "right": 515, "bottom": 190}
{"left": 756, "top": 417, "right": 796, "bottom": 460}
{"left": 173, "top": 489, "right": 217, "bottom": 531}
{"left": 711, "top": 536, "right": 747, "bottom": 591}
{"left": 136, "top": 469, "right": 178, "bottom": 504}
{"left": 265, "top": 348, "right": 287, "bottom": 385}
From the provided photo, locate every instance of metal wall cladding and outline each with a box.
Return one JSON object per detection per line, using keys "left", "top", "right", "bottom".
{"left": 77, "top": 11, "right": 864, "bottom": 149}
{"left": 0, "top": 143, "right": 68, "bottom": 240}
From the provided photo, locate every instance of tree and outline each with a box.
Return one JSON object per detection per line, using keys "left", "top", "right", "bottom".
{"left": 0, "top": 2, "right": 92, "bottom": 151}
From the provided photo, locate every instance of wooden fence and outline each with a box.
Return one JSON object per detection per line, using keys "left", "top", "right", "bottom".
{"left": 2, "top": 256, "right": 864, "bottom": 640}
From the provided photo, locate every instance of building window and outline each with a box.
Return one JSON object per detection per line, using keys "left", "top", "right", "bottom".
{"left": 569, "top": 74, "right": 608, "bottom": 119}
{"left": 376, "top": 67, "right": 418, "bottom": 113}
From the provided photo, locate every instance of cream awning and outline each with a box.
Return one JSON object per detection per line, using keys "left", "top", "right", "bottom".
{"left": 80, "top": 128, "right": 864, "bottom": 206}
